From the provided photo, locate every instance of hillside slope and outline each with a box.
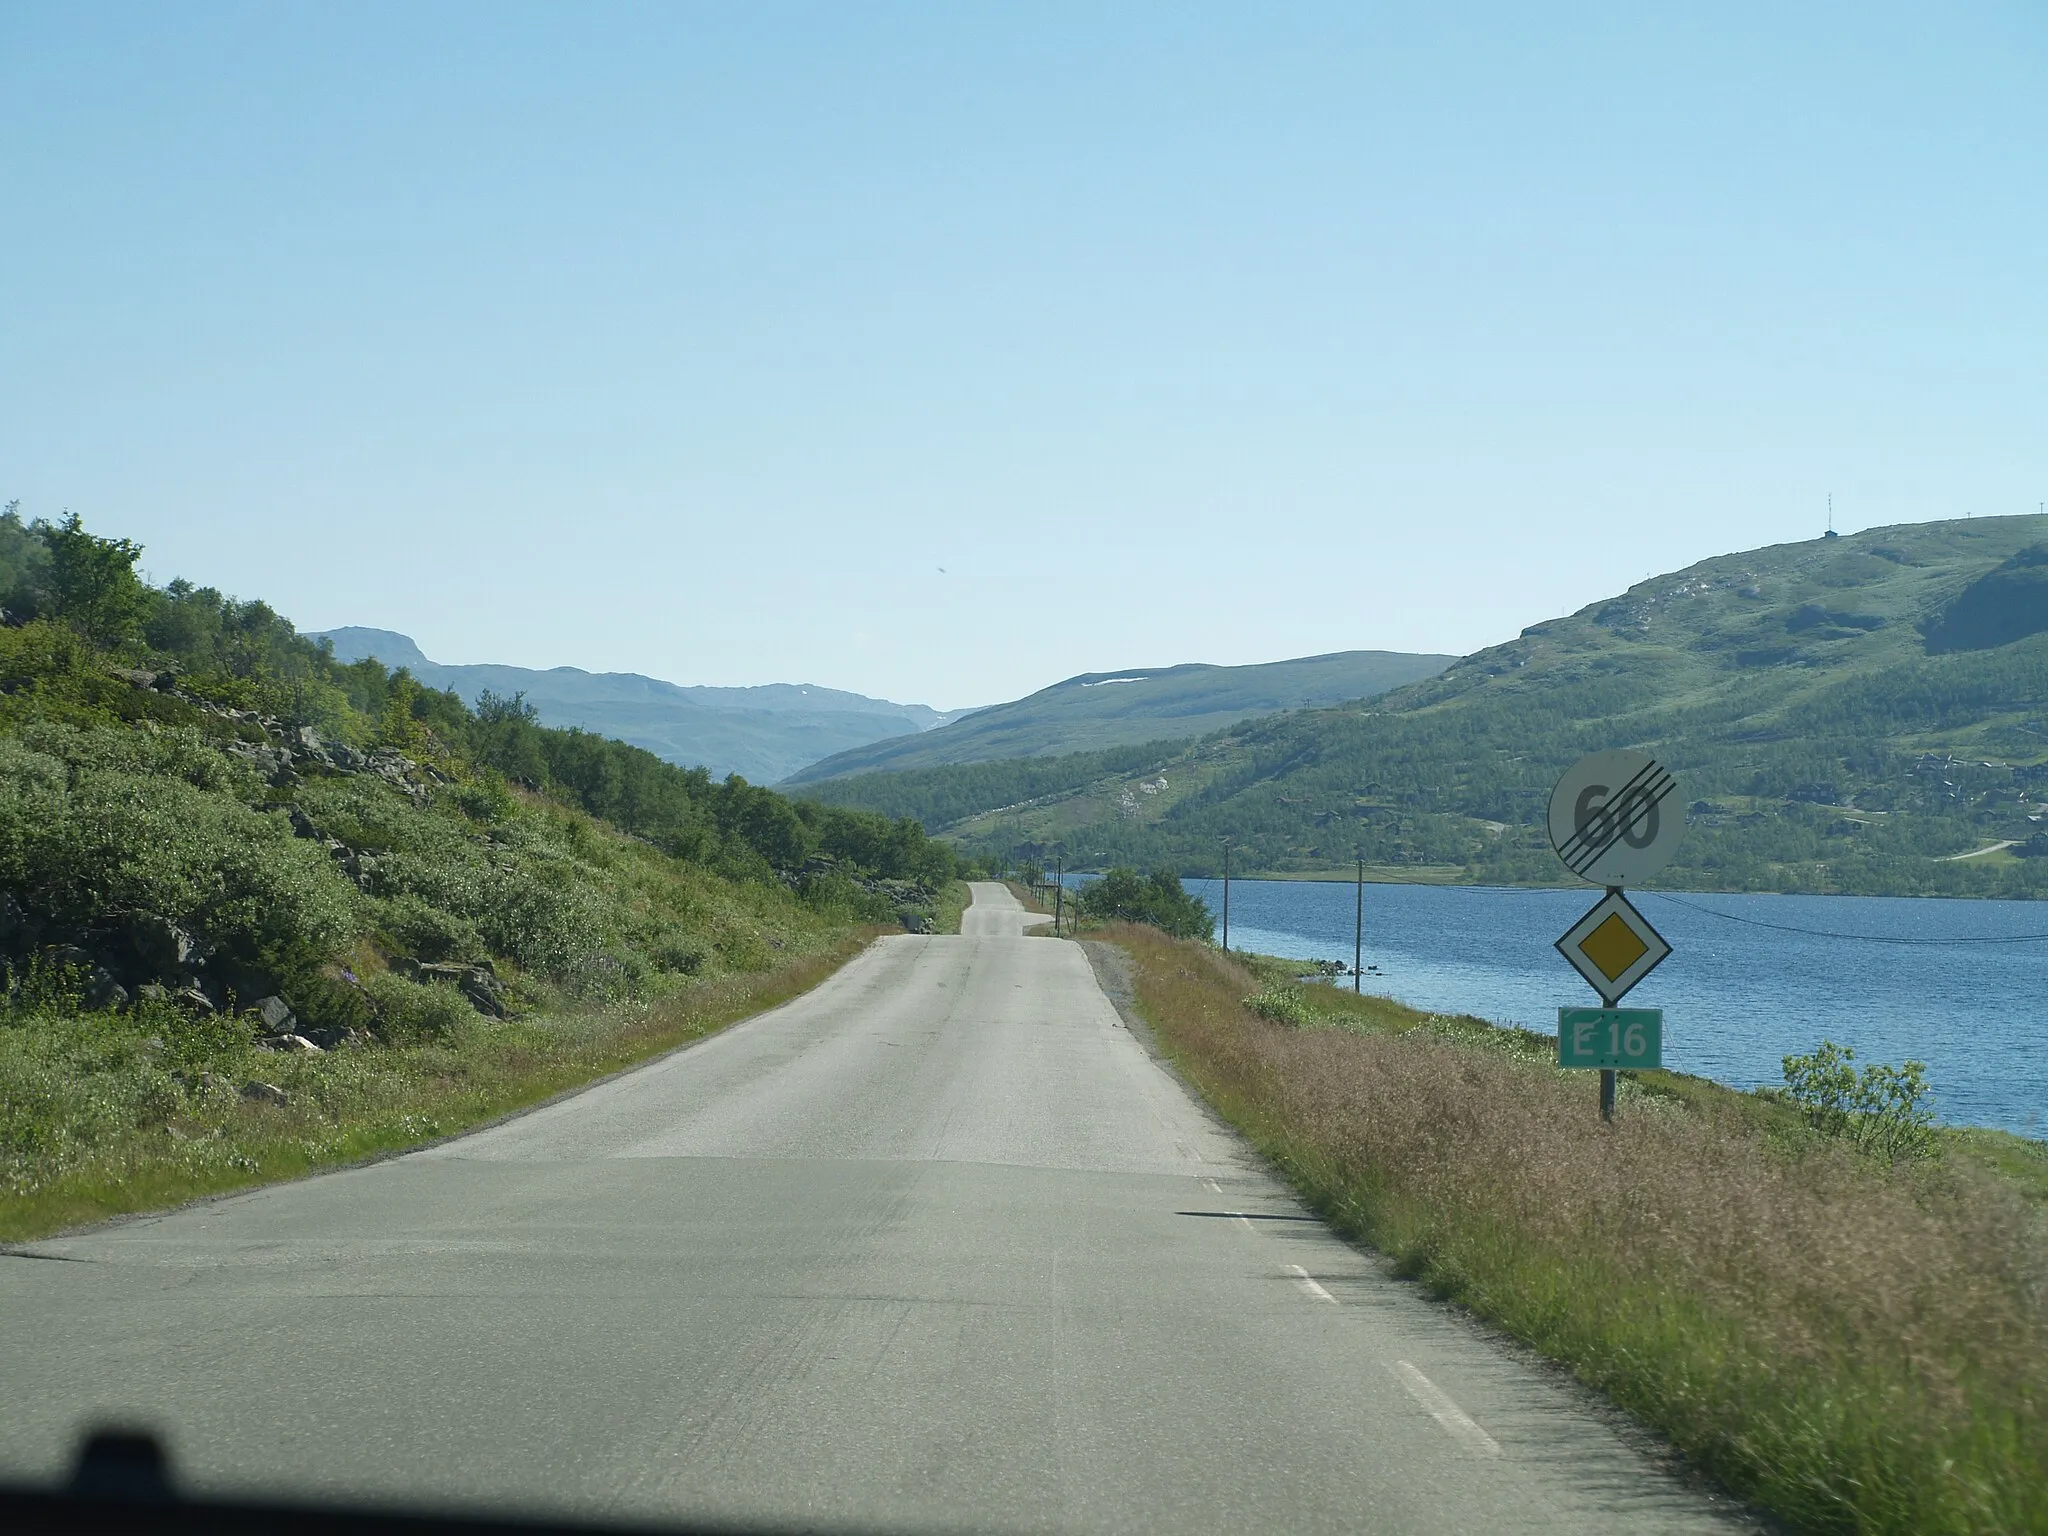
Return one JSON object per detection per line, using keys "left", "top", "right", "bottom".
{"left": 827, "top": 517, "right": 2048, "bottom": 898}
{"left": 311, "top": 627, "right": 974, "bottom": 784}
{"left": 0, "top": 512, "right": 966, "bottom": 1231}
{"left": 782, "top": 649, "right": 1452, "bottom": 784}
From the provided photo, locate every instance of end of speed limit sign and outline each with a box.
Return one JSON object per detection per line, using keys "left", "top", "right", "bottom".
{"left": 1548, "top": 750, "right": 1682, "bottom": 886}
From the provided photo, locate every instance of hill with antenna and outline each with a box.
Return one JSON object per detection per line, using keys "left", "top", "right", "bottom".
{"left": 803, "top": 516, "right": 2048, "bottom": 899}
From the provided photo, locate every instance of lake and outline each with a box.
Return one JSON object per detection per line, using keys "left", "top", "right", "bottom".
{"left": 1164, "top": 877, "right": 2048, "bottom": 1138}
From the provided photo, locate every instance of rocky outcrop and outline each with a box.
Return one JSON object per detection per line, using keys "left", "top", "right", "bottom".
{"left": 0, "top": 671, "right": 541, "bottom": 1037}
{"left": 102, "top": 664, "right": 446, "bottom": 798}
{"left": 393, "top": 957, "right": 510, "bottom": 1017}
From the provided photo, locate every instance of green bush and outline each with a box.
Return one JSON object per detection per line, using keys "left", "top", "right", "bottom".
{"left": 1244, "top": 986, "right": 1324, "bottom": 1027}
{"left": 359, "top": 972, "right": 477, "bottom": 1043}
{"left": 0, "top": 733, "right": 358, "bottom": 965}
{"left": 798, "top": 870, "right": 895, "bottom": 923}
{"left": 1781, "top": 1038, "right": 1938, "bottom": 1161}
{"left": 1078, "top": 866, "right": 1214, "bottom": 940}
{"left": 373, "top": 893, "right": 486, "bottom": 964}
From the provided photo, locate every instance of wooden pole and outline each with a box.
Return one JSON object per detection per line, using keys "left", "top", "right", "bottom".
{"left": 1354, "top": 854, "right": 1364, "bottom": 993}
{"left": 1221, "top": 838, "right": 1231, "bottom": 952}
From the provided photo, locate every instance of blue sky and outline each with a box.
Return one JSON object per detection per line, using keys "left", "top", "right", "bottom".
{"left": 3, "top": 3, "right": 2044, "bottom": 708}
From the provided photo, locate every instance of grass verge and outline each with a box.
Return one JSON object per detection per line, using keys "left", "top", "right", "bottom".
{"left": 1100, "top": 924, "right": 2048, "bottom": 1536}
{"left": 1, "top": 929, "right": 883, "bottom": 1242}
{"left": 933, "top": 879, "right": 971, "bottom": 934}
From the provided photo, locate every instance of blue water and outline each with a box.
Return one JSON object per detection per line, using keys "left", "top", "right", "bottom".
{"left": 1160, "top": 878, "right": 2048, "bottom": 1137}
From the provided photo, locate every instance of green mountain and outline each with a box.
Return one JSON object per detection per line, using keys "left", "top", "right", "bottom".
{"left": 309, "top": 627, "right": 975, "bottom": 785}
{"left": 780, "top": 650, "right": 1454, "bottom": 785}
{"left": 812, "top": 517, "right": 2048, "bottom": 898}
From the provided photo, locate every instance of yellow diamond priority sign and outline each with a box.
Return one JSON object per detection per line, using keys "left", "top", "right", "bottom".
{"left": 1555, "top": 890, "right": 1669, "bottom": 1005}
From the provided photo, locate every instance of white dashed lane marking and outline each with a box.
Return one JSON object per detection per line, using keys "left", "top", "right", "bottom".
{"left": 1391, "top": 1360, "right": 1503, "bottom": 1456}
{"left": 1286, "top": 1263, "right": 1337, "bottom": 1303}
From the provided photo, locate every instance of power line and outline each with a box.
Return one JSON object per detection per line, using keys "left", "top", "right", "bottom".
{"left": 1641, "top": 891, "right": 2048, "bottom": 945}
{"left": 1181, "top": 873, "right": 2048, "bottom": 945}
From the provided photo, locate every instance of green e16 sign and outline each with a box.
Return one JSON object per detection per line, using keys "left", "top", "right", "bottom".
{"left": 1558, "top": 1008, "right": 1663, "bottom": 1070}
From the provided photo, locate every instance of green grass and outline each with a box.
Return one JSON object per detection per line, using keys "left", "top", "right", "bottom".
{"left": 1109, "top": 926, "right": 2048, "bottom": 1535}
{"left": 932, "top": 879, "right": 971, "bottom": 934}
{"left": 1, "top": 930, "right": 879, "bottom": 1242}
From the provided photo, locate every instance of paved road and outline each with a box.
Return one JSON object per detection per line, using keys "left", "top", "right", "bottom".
{"left": 1, "top": 884, "right": 1747, "bottom": 1533}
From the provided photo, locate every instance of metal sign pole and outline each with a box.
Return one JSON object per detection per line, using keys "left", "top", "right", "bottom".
{"left": 1599, "top": 883, "right": 1622, "bottom": 1121}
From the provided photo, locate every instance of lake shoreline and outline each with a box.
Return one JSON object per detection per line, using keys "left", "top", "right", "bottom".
{"left": 1171, "top": 875, "right": 2048, "bottom": 1138}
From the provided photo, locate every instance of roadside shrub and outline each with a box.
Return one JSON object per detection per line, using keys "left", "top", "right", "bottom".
{"left": 2, "top": 952, "right": 88, "bottom": 1018}
{"left": 0, "top": 745, "right": 357, "bottom": 963}
{"left": 799, "top": 870, "right": 894, "bottom": 923}
{"left": 447, "top": 770, "right": 515, "bottom": 824}
{"left": 1078, "top": 866, "right": 1213, "bottom": 940}
{"left": 641, "top": 931, "right": 705, "bottom": 976}
{"left": 374, "top": 893, "right": 486, "bottom": 963}
{"left": 359, "top": 972, "right": 476, "bottom": 1043}
{"left": 1781, "top": 1038, "right": 1938, "bottom": 1161}
{"left": 1244, "top": 986, "right": 1323, "bottom": 1027}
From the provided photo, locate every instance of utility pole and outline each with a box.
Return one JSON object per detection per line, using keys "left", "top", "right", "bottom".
{"left": 1354, "top": 853, "right": 1364, "bottom": 993}
{"left": 1220, "top": 837, "right": 1232, "bottom": 952}
{"left": 1054, "top": 852, "right": 1063, "bottom": 937}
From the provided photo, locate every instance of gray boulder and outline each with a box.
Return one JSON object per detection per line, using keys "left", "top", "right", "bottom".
{"left": 398, "top": 959, "right": 509, "bottom": 1017}
{"left": 249, "top": 995, "right": 297, "bottom": 1033}
{"left": 120, "top": 913, "right": 210, "bottom": 982}
{"left": 84, "top": 968, "right": 130, "bottom": 1012}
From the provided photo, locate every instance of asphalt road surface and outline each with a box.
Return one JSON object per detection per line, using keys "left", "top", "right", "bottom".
{"left": 2, "top": 884, "right": 1750, "bottom": 1533}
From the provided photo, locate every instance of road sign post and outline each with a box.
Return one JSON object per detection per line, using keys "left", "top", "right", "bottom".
{"left": 1548, "top": 751, "right": 1682, "bottom": 1121}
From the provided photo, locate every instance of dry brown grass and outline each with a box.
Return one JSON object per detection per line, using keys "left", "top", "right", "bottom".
{"left": 1105, "top": 923, "right": 2048, "bottom": 1535}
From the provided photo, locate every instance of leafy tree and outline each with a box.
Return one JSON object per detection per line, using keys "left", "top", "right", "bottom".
{"left": 376, "top": 670, "right": 431, "bottom": 754}
{"left": 1078, "top": 866, "right": 1213, "bottom": 940}
{"left": 38, "top": 513, "right": 148, "bottom": 649}
{"left": 1781, "top": 1039, "right": 1936, "bottom": 1161}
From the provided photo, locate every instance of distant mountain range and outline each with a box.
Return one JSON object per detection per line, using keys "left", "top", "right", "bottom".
{"left": 802, "top": 517, "right": 2048, "bottom": 899}
{"left": 308, "top": 628, "right": 975, "bottom": 784}
{"left": 781, "top": 650, "right": 1455, "bottom": 784}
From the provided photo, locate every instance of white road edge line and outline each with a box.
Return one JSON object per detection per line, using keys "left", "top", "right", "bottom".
{"left": 1391, "top": 1361, "right": 1503, "bottom": 1456}
{"left": 1227, "top": 1212, "right": 1257, "bottom": 1234}
{"left": 1286, "top": 1263, "right": 1337, "bottom": 1303}
{"left": 1202, "top": 1178, "right": 1222, "bottom": 1193}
